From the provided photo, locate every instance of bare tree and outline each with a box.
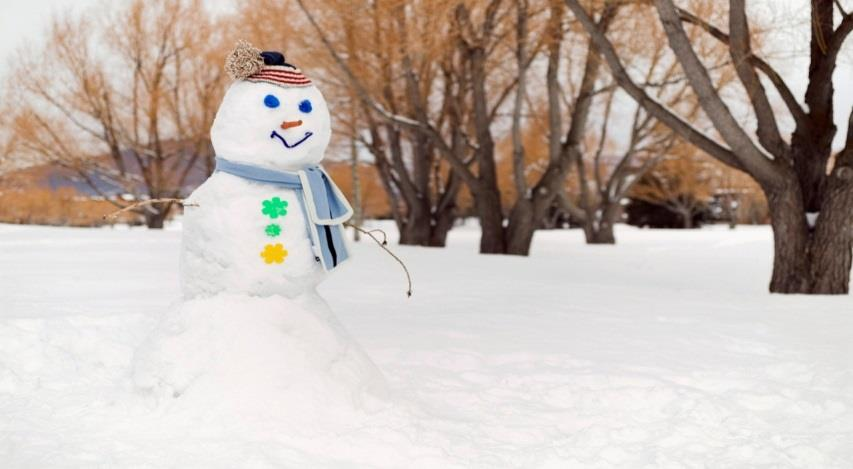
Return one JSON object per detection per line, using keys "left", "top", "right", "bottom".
{"left": 503, "top": 0, "right": 618, "bottom": 251}
{"left": 566, "top": 0, "right": 853, "bottom": 294}
{"left": 296, "top": 0, "right": 526, "bottom": 251}
{"left": 506, "top": 0, "right": 726, "bottom": 247}
{"left": 296, "top": 0, "right": 727, "bottom": 253}
{"left": 562, "top": 88, "right": 674, "bottom": 242}
{"left": 252, "top": 0, "right": 464, "bottom": 246}
{"left": 563, "top": 1, "right": 734, "bottom": 244}
{"left": 7, "top": 0, "right": 225, "bottom": 228}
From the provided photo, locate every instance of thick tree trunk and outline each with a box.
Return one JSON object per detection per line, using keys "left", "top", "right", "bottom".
{"left": 767, "top": 187, "right": 815, "bottom": 293}
{"left": 807, "top": 176, "right": 853, "bottom": 293}
{"left": 769, "top": 0, "right": 850, "bottom": 294}
{"left": 397, "top": 197, "right": 458, "bottom": 248}
{"left": 399, "top": 223, "right": 431, "bottom": 246}
{"left": 765, "top": 181, "right": 853, "bottom": 294}
{"left": 398, "top": 203, "right": 432, "bottom": 246}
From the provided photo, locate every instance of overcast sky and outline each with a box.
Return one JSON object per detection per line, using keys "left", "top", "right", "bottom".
{"left": 0, "top": 0, "right": 233, "bottom": 78}
{"left": 0, "top": 0, "right": 99, "bottom": 73}
{"left": 1, "top": 0, "right": 851, "bottom": 148}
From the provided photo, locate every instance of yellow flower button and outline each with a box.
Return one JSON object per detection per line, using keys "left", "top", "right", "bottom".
{"left": 260, "top": 243, "right": 288, "bottom": 264}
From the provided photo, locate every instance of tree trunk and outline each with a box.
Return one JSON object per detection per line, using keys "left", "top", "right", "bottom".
{"left": 806, "top": 175, "right": 853, "bottom": 293}
{"left": 582, "top": 204, "right": 617, "bottom": 244}
{"left": 476, "top": 189, "right": 507, "bottom": 254}
{"left": 349, "top": 130, "right": 362, "bottom": 242}
{"left": 398, "top": 202, "right": 432, "bottom": 246}
{"left": 722, "top": 194, "right": 737, "bottom": 229}
{"left": 681, "top": 209, "right": 693, "bottom": 229}
{"left": 430, "top": 208, "right": 456, "bottom": 247}
{"left": 585, "top": 223, "right": 615, "bottom": 244}
{"left": 144, "top": 207, "right": 170, "bottom": 229}
{"left": 766, "top": 186, "right": 812, "bottom": 293}
{"left": 765, "top": 180, "right": 853, "bottom": 294}
{"left": 398, "top": 197, "right": 458, "bottom": 248}
{"left": 505, "top": 199, "right": 536, "bottom": 255}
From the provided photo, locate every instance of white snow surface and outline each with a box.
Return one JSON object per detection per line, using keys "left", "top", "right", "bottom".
{"left": 131, "top": 292, "right": 388, "bottom": 425}
{"left": 1, "top": 222, "right": 852, "bottom": 468}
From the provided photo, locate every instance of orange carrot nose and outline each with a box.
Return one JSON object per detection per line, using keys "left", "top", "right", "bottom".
{"left": 281, "top": 120, "right": 303, "bottom": 130}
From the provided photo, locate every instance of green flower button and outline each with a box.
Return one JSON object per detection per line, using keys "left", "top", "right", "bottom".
{"left": 261, "top": 197, "right": 288, "bottom": 219}
{"left": 265, "top": 223, "right": 282, "bottom": 237}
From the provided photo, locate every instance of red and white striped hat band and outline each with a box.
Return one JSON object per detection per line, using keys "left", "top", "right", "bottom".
{"left": 246, "top": 65, "right": 312, "bottom": 88}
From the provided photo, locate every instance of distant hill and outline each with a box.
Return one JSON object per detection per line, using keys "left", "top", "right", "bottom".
{"left": 0, "top": 153, "right": 210, "bottom": 198}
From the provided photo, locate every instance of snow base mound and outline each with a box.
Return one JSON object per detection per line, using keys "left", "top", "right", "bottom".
{"left": 132, "top": 293, "right": 388, "bottom": 424}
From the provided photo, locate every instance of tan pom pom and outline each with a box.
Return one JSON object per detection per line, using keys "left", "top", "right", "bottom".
{"left": 225, "top": 40, "right": 263, "bottom": 80}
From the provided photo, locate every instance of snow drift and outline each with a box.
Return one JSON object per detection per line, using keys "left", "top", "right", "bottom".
{"left": 132, "top": 292, "right": 388, "bottom": 423}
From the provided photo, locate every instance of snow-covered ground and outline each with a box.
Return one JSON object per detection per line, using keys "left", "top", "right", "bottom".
{"left": 1, "top": 222, "right": 851, "bottom": 468}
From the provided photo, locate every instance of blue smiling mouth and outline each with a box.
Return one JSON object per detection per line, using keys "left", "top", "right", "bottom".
{"left": 270, "top": 130, "right": 313, "bottom": 149}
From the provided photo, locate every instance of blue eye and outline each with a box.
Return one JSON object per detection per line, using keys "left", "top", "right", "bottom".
{"left": 264, "top": 94, "right": 280, "bottom": 108}
{"left": 299, "top": 99, "right": 312, "bottom": 113}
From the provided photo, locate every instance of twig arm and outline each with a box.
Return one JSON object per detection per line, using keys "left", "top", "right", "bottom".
{"left": 102, "top": 198, "right": 198, "bottom": 221}
{"left": 345, "top": 222, "right": 413, "bottom": 297}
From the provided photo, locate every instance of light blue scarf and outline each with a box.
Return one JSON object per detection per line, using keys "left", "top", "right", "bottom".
{"left": 214, "top": 157, "right": 351, "bottom": 271}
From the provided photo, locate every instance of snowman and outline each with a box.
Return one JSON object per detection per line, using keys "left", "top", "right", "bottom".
{"left": 132, "top": 42, "right": 386, "bottom": 421}
{"left": 181, "top": 42, "right": 352, "bottom": 299}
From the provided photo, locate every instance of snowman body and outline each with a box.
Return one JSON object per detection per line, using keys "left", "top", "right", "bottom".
{"left": 181, "top": 172, "right": 323, "bottom": 299}
{"left": 181, "top": 77, "right": 343, "bottom": 298}
{"left": 134, "top": 49, "right": 386, "bottom": 419}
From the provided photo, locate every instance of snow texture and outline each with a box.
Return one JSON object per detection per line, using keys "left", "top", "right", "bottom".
{"left": 1, "top": 223, "right": 852, "bottom": 467}
{"left": 132, "top": 292, "right": 387, "bottom": 422}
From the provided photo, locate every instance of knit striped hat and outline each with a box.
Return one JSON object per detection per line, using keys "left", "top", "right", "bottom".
{"left": 225, "top": 41, "right": 312, "bottom": 88}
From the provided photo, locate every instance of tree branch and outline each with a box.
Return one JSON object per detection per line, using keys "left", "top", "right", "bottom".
{"left": 103, "top": 198, "right": 197, "bottom": 220}
{"left": 677, "top": 8, "right": 808, "bottom": 127}
{"left": 654, "top": 0, "right": 781, "bottom": 187}
{"left": 556, "top": 188, "right": 588, "bottom": 222}
{"left": 563, "top": 0, "right": 746, "bottom": 174}
{"left": 295, "top": 0, "right": 479, "bottom": 189}
{"left": 511, "top": 0, "right": 530, "bottom": 197}
{"left": 829, "top": 10, "right": 853, "bottom": 57}
{"left": 560, "top": 2, "right": 619, "bottom": 166}
{"left": 728, "top": 0, "right": 790, "bottom": 161}
{"left": 836, "top": 106, "right": 853, "bottom": 168}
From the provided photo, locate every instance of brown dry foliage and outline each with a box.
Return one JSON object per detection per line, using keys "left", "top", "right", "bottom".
{"left": 323, "top": 161, "right": 392, "bottom": 218}
{"left": 0, "top": 188, "right": 140, "bottom": 226}
{"left": 630, "top": 144, "right": 716, "bottom": 207}
{"left": 1, "top": 0, "right": 771, "bottom": 233}
{"left": 630, "top": 143, "right": 768, "bottom": 225}
{"left": 6, "top": 0, "right": 228, "bottom": 227}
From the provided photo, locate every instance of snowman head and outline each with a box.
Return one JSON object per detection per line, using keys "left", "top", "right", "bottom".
{"left": 211, "top": 43, "right": 331, "bottom": 171}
